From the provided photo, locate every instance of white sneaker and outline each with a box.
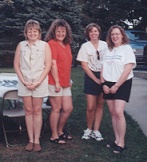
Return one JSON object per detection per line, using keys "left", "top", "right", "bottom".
{"left": 91, "top": 131, "right": 104, "bottom": 141}
{"left": 82, "top": 128, "right": 92, "bottom": 140}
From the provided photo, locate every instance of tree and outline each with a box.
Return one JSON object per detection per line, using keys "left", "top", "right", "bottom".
{"left": 80, "top": 0, "right": 144, "bottom": 31}
{"left": 0, "top": 0, "right": 83, "bottom": 67}
{"left": 140, "top": 0, "right": 147, "bottom": 31}
{"left": 0, "top": 0, "right": 83, "bottom": 41}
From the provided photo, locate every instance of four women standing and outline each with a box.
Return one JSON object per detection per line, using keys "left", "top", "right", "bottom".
{"left": 14, "top": 19, "right": 136, "bottom": 153}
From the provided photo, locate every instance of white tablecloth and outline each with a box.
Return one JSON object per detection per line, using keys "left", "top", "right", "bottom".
{"left": 0, "top": 73, "right": 18, "bottom": 98}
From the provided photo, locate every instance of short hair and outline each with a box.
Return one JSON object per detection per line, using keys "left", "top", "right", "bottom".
{"left": 84, "top": 23, "right": 101, "bottom": 41}
{"left": 24, "top": 19, "right": 41, "bottom": 40}
{"left": 106, "top": 25, "right": 129, "bottom": 50}
{"left": 44, "top": 19, "right": 72, "bottom": 44}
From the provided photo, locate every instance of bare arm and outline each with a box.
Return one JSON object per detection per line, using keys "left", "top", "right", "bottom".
{"left": 36, "top": 43, "right": 51, "bottom": 83}
{"left": 81, "top": 61, "right": 100, "bottom": 85}
{"left": 110, "top": 63, "right": 134, "bottom": 94}
{"left": 14, "top": 43, "right": 52, "bottom": 90}
{"left": 100, "top": 67, "right": 110, "bottom": 94}
{"left": 14, "top": 43, "right": 30, "bottom": 87}
{"left": 50, "top": 60, "right": 61, "bottom": 92}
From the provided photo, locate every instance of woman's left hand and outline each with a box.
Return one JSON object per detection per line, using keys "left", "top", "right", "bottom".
{"left": 110, "top": 85, "right": 118, "bottom": 94}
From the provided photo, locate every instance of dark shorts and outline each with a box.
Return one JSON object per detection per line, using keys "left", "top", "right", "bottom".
{"left": 103, "top": 79, "right": 132, "bottom": 102}
{"left": 84, "top": 71, "right": 102, "bottom": 95}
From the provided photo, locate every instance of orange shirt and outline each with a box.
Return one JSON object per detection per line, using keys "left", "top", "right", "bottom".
{"left": 48, "top": 40, "right": 72, "bottom": 87}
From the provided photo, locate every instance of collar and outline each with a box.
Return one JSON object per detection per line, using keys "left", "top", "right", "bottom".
{"left": 24, "top": 40, "right": 40, "bottom": 47}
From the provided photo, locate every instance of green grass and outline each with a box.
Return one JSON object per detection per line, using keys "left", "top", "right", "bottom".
{"left": 0, "top": 67, "right": 147, "bottom": 162}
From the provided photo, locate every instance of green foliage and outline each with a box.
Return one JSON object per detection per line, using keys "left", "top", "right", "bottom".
{"left": 0, "top": 0, "right": 84, "bottom": 61}
{"left": 0, "top": 0, "right": 83, "bottom": 41}
{"left": 0, "top": 0, "right": 146, "bottom": 63}
{"left": 81, "top": 0, "right": 144, "bottom": 31}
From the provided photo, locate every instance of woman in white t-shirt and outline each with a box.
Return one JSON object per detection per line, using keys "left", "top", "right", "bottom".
{"left": 101, "top": 25, "right": 136, "bottom": 153}
{"left": 77, "top": 23, "right": 107, "bottom": 141}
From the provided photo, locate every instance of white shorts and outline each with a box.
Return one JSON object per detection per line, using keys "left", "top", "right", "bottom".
{"left": 18, "top": 77, "right": 48, "bottom": 98}
{"left": 48, "top": 84, "right": 72, "bottom": 96}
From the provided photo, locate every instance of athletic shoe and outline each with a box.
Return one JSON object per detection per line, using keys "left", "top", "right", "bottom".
{"left": 91, "top": 130, "right": 104, "bottom": 141}
{"left": 82, "top": 128, "right": 92, "bottom": 140}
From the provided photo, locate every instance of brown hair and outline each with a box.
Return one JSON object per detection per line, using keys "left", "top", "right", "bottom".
{"left": 44, "top": 19, "right": 72, "bottom": 44}
{"left": 106, "top": 25, "right": 129, "bottom": 50}
{"left": 84, "top": 23, "right": 101, "bottom": 41}
{"left": 24, "top": 19, "right": 41, "bottom": 40}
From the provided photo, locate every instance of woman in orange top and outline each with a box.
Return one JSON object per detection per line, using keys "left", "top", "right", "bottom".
{"left": 44, "top": 19, "right": 73, "bottom": 144}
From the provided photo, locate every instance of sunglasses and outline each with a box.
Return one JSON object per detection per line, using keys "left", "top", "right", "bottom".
{"left": 96, "top": 50, "right": 100, "bottom": 60}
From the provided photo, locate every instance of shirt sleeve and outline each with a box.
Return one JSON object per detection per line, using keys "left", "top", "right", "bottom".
{"left": 124, "top": 45, "right": 136, "bottom": 68}
{"left": 76, "top": 44, "right": 88, "bottom": 62}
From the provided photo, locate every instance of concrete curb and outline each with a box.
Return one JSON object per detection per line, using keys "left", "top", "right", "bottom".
{"left": 134, "top": 70, "right": 147, "bottom": 80}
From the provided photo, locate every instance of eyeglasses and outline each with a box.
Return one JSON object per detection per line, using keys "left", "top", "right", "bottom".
{"left": 96, "top": 50, "right": 100, "bottom": 60}
{"left": 110, "top": 33, "right": 121, "bottom": 36}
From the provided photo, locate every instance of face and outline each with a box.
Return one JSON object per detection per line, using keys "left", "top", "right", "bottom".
{"left": 110, "top": 28, "right": 123, "bottom": 47}
{"left": 26, "top": 27, "right": 40, "bottom": 41}
{"left": 89, "top": 27, "right": 100, "bottom": 41}
{"left": 55, "top": 26, "right": 66, "bottom": 42}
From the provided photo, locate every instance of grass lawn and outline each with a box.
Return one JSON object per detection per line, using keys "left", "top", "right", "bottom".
{"left": 0, "top": 67, "right": 147, "bottom": 162}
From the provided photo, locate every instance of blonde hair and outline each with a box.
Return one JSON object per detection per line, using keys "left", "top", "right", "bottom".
{"left": 24, "top": 19, "right": 41, "bottom": 40}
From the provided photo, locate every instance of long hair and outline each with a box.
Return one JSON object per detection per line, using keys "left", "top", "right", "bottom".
{"left": 106, "top": 25, "right": 129, "bottom": 50}
{"left": 24, "top": 19, "right": 41, "bottom": 40}
{"left": 44, "top": 19, "right": 72, "bottom": 44}
{"left": 84, "top": 23, "right": 101, "bottom": 41}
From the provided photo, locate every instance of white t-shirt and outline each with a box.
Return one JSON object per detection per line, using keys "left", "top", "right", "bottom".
{"left": 102, "top": 44, "right": 136, "bottom": 82}
{"left": 76, "top": 40, "right": 108, "bottom": 72}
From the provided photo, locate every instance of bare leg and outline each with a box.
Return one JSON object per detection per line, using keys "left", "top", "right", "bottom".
{"left": 58, "top": 96, "right": 73, "bottom": 135}
{"left": 32, "top": 97, "right": 43, "bottom": 144}
{"left": 107, "top": 100, "right": 119, "bottom": 144}
{"left": 49, "top": 97, "right": 62, "bottom": 139}
{"left": 86, "top": 94, "right": 97, "bottom": 129}
{"left": 114, "top": 100, "right": 126, "bottom": 147}
{"left": 23, "top": 96, "right": 34, "bottom": 143}
{"left": 93, "top": 93, "right": 104, "bottom": 131}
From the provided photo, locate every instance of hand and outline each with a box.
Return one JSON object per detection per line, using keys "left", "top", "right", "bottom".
{"left": 24, "top": 81, "right": 40, "bottom": 90}
{"left": 69, "top": 79, "right": 73, "bottom": 88}
{"left": 55, "top": 82, "right": 61, "bottom": 93}
{"left": 103, "top": 85, "right": 110, "bottom": 94}
{"left": 23, "top": 81, "right": 32, "bottom": 90}
{"left": 69, "top": 82, "right": 72, "bottom": 88}
{"left": 29, "top": 82, "right": 40, "bottom": 90}
{"left": 110, "top": 85, "right": 118, "bottom": 94}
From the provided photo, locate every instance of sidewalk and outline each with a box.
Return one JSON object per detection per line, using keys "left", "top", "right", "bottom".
{"left": 125, "top": 75, "right": 147, "bottom": 136}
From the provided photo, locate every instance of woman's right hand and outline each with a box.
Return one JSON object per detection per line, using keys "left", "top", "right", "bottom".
{"left": 103, "top": 85, "right": 110, "bottom": 94}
